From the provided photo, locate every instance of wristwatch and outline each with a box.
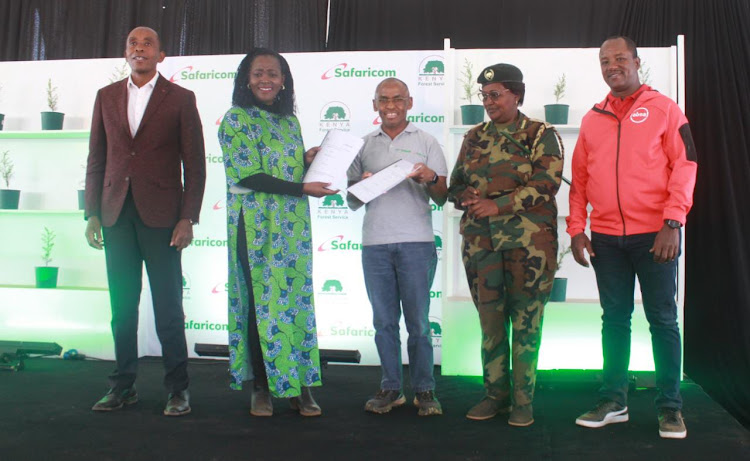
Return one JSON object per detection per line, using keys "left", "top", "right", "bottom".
{"left": 429, "top": 172, "right": 439, "bottom": 185}
{"left": 664, "top": 219, "right": 682, "bottom": 229}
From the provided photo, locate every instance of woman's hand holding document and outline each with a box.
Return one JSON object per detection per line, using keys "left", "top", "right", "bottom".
{"left": 303, "top": 129, "right": 364, "bottom": 191}
{"left": 347, "top": 159, "right": 418, "bottom": 204}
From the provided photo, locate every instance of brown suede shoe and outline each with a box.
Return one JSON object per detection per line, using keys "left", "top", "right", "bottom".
{"left": 289, "top": 387, "right": 321, "bottom": 417}
{"left": 508, "top": 404, "right": 534, "bottom": 427}
{"left": 92, "top": 386, "right": 138, "bottom": 412}
{"left": 250, "top": 386, "right": 273, "bottom": 417}
{"left": 164, "top": 389, "right": 191, "bottom": 416}
{"left": 466, "top": 396, "right": 511, "bottom": 421}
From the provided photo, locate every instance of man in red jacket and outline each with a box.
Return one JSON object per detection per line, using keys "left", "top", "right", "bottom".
{"left": 567, "top": 36, "right": 697, "bottom": 439}
{"left": 84, "top": 26, "right": 206, "bottom": 416}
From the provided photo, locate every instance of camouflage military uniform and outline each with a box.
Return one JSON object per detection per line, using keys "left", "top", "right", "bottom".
{"left": 448, "top": 112, "right": 563, "bottom": 406}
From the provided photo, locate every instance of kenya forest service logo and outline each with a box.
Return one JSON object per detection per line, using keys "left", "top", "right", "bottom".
{"left": 322, "top": 279, "right": 344, "bottom": 293}
{"left": 182, "top": 273, "right": 192, "bottom": 299}
{"left": 317, "top": 235, "right": 362, "bottom": 252}
{"left": 169, "top": 65, "right": 236, "bottom": 82}
{"left": 317, "top": 193, "right": 349, "bottom": 220}
{"left": 418, "top": 55, "right": 445, "bottom": 87}
{"left": 319, "top": 102, "right": 352, "bottom": 132}
{"left": 318, "top": 279, "right": 348, "bottom": 302}
{"left": 321, "top": 63, "right": 397, "bottom": 80}
{"left": 434, "top": 231, "right": 444, "bottom": 260}
{"left": 429, "top": 316, "right": 443, "bottom": 349}
{"left": 630, "top": 107, "right": 649, "bottom": 124}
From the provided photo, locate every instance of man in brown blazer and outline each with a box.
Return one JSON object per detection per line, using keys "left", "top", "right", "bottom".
{"left": 84, "top": 26, "right": 206, "bottom": 416}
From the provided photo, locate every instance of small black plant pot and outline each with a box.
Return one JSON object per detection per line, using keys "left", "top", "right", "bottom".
{"left": 549, "top": 277, "right": 567, "bottom": 302}
{"left": 41, "top": 111, "right": 64, "bottom": 130}
{"left": 0, "top": 189, "right": 20, "bottom": 209}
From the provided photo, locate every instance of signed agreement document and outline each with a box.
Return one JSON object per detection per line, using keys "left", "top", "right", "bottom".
{"left": 347, "top": 159, "right": 416, "bottom": 204}
{"left": 303, "top": 129, "right": 364, "bottom": 190}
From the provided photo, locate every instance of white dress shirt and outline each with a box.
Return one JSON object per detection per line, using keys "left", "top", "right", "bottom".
{"left": 127, "top": 72, "right": 160, "bottom": 137}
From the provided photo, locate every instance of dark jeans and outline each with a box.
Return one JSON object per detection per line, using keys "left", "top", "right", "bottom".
{"left": 591, "top": 231, "right": 682, "bottom": 410}
{"left": 102, "top": 192, "right": 189, "bottom": 393}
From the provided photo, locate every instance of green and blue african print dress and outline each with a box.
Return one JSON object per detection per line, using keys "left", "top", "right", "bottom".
{"left": 218, "top": 106, "right": 321, "bottom": 398}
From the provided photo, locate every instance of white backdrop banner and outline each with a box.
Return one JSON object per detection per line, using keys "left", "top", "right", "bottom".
{"left": 0, "top": 50, "right": 447, "bottom": 365}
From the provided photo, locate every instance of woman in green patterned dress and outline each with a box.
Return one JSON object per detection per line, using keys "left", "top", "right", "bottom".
{"left": 218, "top": 48, "right": 336, "bottom": 417}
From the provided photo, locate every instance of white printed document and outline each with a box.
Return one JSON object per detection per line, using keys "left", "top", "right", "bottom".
{"left": 303, "top": 129, "right": 364, "bottom": 190}
{"left": 347, "top": 159, "right": 416, "bottom": 204}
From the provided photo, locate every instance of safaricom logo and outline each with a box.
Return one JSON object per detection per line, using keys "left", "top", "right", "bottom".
{"left": 372, "top": 113, "right": 445, "bottom": 125}
{"left": 192, "top": 237, "right": 228, "bottom": 248}
{"left": 169, "top": 65, "right": 237, "bottom": 82}
{"left": 630, "top": 107, "right": 649, "bottom": 124}
{"left": 317, "top": 235, "right": 362, "bottom": 251}
{"left": 321, "top": 63, "right": 397, "bottom": 80}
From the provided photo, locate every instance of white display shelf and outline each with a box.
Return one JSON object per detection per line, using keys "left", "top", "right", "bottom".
{"left": 0, "top": 130, "right": 90, "bottom": 139}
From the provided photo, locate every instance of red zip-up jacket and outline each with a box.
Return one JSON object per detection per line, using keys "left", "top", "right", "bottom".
{"left": 567, "top": 87, "right": 697, "bottom": 237}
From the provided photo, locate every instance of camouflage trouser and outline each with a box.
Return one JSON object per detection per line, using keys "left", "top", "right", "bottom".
{"left": 462, "top": 236, "right": 557, "bottom": 406}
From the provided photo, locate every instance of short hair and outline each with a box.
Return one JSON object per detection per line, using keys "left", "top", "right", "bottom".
{"left": 373, "top": 77, "right": 410, "bottom": 100}
{"left": 231, "top": 48, "right": 296, "bottom": 116}
{"left": 504, "top": 81, "right": 525, "bottom": 106}
{"left": 603, "top": 35, "right": 638, "bottom": 59}
{"left": 126, "top": 26, "right": 163, "bottom": 51}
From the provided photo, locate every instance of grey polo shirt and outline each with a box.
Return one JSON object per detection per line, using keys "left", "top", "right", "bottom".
{"left": 346, "top": 123, "right": 448, "bottom": 246}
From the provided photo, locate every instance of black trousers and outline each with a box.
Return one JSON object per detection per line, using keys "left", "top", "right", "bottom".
{"left": 101, "top": 191, "right": 189, "bottom": 392}
{"left": 236, "top": 209, "right": 268, "bottom": 388}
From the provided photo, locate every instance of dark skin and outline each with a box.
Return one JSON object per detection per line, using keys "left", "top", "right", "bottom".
{"left": 247, "top": 54, "right": 335, "bottom": 199}
{"left": 85, "top": 27, "right": 193, "bottom": 251}
{"left": 302, "top": 146, "right": 338, "bottom": 198}
{"left": 459, "top": 82, "right": 520, "bottom": 218}
{"left": 353, "top": 78, "right": 447, "bottom": 205}
{"left": 572, "top": 38, "right": 679, "bottom": 267}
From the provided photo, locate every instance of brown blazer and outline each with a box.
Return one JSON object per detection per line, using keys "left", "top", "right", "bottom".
{"left": 85, "top": 74, "right": 206, "bottom": 228}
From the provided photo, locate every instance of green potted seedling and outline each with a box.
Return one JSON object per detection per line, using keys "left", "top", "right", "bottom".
{"left": 35, "top": 226, "right": 59, "bottom": 288}
{"left": 0, "top": 82, "right": 5, "bottom": 130}
{"left": 109, "top": 63, "right": 130, "bottom": 83}
{"left": 458, "top": 59, "right": 484, "bottom": 125}
{"left": 41, "top": 78, "right": 64, "bottom": 130}
{"left": 0, "top": 150, "right": 20, "bottom": 209}
{"left": 549, "top": 244, "right": 572, "bottom": 302}
{"left": 544, "top": 74, "right": 569, "bottom": 125}
{"left": 78, "top": 163, "right": 86, "bottom": 210}
{"left": 639, "top": 60, "right": 652, "bottom": 86}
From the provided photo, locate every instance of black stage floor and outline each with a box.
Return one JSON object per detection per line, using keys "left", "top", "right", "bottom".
{"left": 1, "top": 357, "right": 748, "bottom": 461}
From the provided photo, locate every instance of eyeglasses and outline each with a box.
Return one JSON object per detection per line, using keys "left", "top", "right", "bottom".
{"left": 375, "top": 96, "right": 410, "bottom": 106}
{"left": 477, "top": 89, "right": 511, "bottom": 102}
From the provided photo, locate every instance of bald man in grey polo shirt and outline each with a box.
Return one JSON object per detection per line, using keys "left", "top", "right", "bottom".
{"left": 347, "top": 78, "right": 448, "bottom": 416}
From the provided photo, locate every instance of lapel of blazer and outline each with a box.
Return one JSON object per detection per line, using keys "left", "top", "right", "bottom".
{"left": 114, "top": 79, "right": 132, "bottom": 140}
{"left": 134, "top": 74, "right": 171, "bottom": 139}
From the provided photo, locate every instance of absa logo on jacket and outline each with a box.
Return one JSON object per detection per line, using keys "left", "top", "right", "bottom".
{"left": 630, "top": 107, "right": 649, "bottom": 124}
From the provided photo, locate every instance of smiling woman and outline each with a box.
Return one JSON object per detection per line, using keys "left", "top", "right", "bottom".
{"left": 217, "top": 48, "right": 337, "bottom": 418}
{"left": 448, "top": 62, "right": 564, "bottom": 427}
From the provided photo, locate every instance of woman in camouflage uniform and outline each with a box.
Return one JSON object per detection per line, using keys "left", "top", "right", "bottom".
{"left": 448, "top": 63, "right": 563, "bottom": 426}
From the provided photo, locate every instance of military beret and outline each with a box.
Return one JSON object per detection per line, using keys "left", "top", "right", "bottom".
{"left": 477, "top": 63, "right": 524, "bottom": 85}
